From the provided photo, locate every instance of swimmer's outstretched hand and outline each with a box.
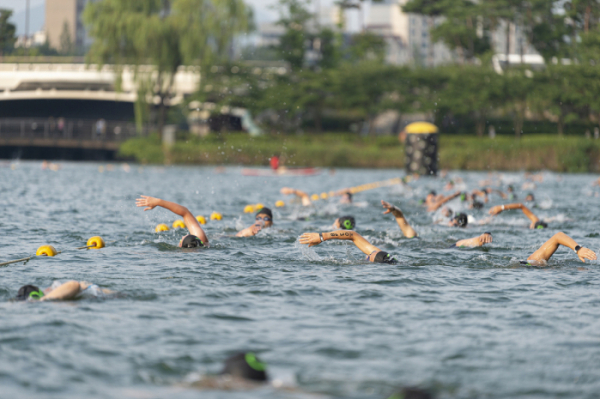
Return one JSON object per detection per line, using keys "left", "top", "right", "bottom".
{"left": 577, "top": 247, "right": 597, "bottom": 263}
{"left": 381, "top": 200, "right": 403, "bottom": 217}
{"left": 488, "top": 205, "right": 504, "bottom": 216}
{"left": 299, "top": 232, "right": 322, "bottom": 247}
{"left": 136, "top": 195, "right": 160, "bottom": 211}
{"left": 280, "top": 187, "right": 295, "bottom": 195}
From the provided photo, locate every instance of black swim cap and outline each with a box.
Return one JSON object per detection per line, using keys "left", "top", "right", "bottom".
{"left": 343, "top": 191, "right": 353, "bottom": 199}
{"left": 526, "top": 193, "right": 535, "bottom": 201}
{"left": 338, "top": 216, "right": 356, "bottom": 230}
{"left": 472, "top": 200, "right": 484, "bottom": 210}
{"left": 374, "top": 251, "right": 397, "bottom": 264}
{"left": 534, "top": 221, "right": 548, "bottom": 229}
{"left": 452, "top": 213, "right": 468, "bottom": 227}
{"left": 180, "top": 234, "right": 204, "bottom": 248}
{"left": 221, "top": 352, "right": 268, "bottom": 381}
{"left": 429, "top": 190, "right": 437, "bottom": 196}
{"left": 256, "top": 207, "right": 273, "bottom": 219}
{"left": 16, "top": 285, "right": 43, "bottom": 301}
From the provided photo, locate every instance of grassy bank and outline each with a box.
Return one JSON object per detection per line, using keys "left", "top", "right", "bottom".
{"left": 118, "top": 133, "right": 600, "bottom": 172}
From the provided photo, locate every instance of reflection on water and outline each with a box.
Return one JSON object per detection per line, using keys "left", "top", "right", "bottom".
{"left": 1, "top": 162, "right": 600, "bottom": 399}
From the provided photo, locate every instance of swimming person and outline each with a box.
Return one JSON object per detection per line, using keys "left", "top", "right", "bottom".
{"left": 333, "top": 216, "right": 356, "bottom": 230}
{"left": 523, "top": 232, "right": 596, "bottom": 266}
{"left": 449, "top": 212, "right": 468, "bottom": 227}
{"left": 237, "top": 207, "right": 273, "bottom": 237}
{"left": 381, "top": 200, "right": 417, "bottom": 238}
{"left": 339, "top": 191, "right": 353, "bottom": 204}
{"left": 136, "top": 195, "right": 209, "bottom": 247}
{"left": 299, "top": 229, "right": 398, "bottom": 263}
{"left": 15, "top": 281, "right": 113, "bottom": 301}
{"left": 190, "top": 352, "right": 269, "bottom": 390}
{"left": 488, "top": 203, "right": 547, "bottom": 229}
{"left": 280, "top": 187, "right": 312, "bottom": 206}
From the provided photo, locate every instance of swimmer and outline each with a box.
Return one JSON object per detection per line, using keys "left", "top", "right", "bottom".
{"left": 525, "top": 193, "right": 535, "bottom": 202}
{"left": 449, "top": 212, "right": 468, "bottom": 227}
{"left": 506, "top": 185, "right": 517, "bottom": 200}
{"left": 381, "top": 200, "right": 417, "bottom": 238}
{"left": 488, "top": 203, "right": 547, "bottom": 229}
{"left": 427, "top": 191, "right": 461, "bottom": 212}
{"left": 280, "top": 187, "right": 311, "bottom": 206}
{"left": 15, "top": 281, "right": 113, "bottom": 301}
{"left": 237, "top": 207, "right": 273, "bottom": 237}
{"left": 340, "top": 191, "right": 353, "bottom": 204}
{"left": 333, "top": 215, "right": 356, "bottom": 230}
{"left": 135, "top": 195, "right": 209, "bottom": 247}
{"left": 299, "top": 230, "right": 398, "bottom": 263}
{"left": 450, "top": 232, "right": 492, "bottom": 248}
{"left": 523, "top": 232, "right": 596, "bottom": 266}
{"left": 386, "top": 387, "right": 433, "bottom": 399}
{"left": 191, "top": 352, "right": 268, "bottom": 390}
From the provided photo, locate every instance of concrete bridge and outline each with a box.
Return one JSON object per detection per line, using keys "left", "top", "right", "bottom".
{"left": 0, "top": 63, "right": 200, "bottom": 105}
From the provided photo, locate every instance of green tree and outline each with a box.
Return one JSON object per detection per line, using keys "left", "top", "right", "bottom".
{"left": 500, "top": 68, "right": 535, "bottom": 138}
{"left": 274, "top": 0, "right": 312, "bottom": 70}
{"left": 347, "top": 31, "right": 386, "bottom": 63}
{"left": 84, "top": 0, "right": 251, "bottom": 136}
{"left": 0, "top": 9, "right": 16, "bottom": 56}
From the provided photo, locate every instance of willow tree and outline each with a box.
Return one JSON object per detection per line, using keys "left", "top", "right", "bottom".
{"left": 83, "top": 0, "right": 252, "bottom": 136}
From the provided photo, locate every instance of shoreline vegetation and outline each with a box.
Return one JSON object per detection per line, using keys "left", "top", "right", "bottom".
{"left": 118, "top": 134, "right": 600, "bottom": 173}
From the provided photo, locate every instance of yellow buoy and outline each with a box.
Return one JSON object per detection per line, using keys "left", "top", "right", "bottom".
{"left": 404, "top": 121, "right": 439, "bottom": 134}
{"left": 196, "top": 215, "right": 206, "bottom": 225}
{"left": 244, "top": 205, "right": 255, "bottom": 213}
{"left": 36, "top": 245, "right": 57, "bottom": 257}
{"left": 320, "top": 192, "right": 328, "bottom": 199}
{"left": 210, "top": 212, "right": 223, "bottom": 221}
{"left": 255, "top": 203, "right": 264, "bottom": 210}
{"left": 275, "top": 200, "right": 285, "bottom": 207}
{"left": 86, "top": 236, "right": 105, "bottom": 249}
{"left": 311, "top": 194, "right": 320, "bottom": 201}
{"left": 155, "top": 223, "right": 169, "bottom": 232}
{"left": 172, "top": 220, "right": 186, "bottom": 229}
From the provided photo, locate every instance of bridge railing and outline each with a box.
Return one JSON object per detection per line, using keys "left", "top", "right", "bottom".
{"left": 0, "top": 118, "right": 152, "bottom": 142}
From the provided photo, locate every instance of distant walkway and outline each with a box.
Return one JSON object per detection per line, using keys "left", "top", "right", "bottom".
{"left": 0, "top": 118, "right": 148, "bottom": 151}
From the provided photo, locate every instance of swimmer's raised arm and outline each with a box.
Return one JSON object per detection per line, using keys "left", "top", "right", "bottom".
{"left": 280, "top": 187, "right": 311, "bottom": 206}
{"left": 428, "top": 191, "right": 461, "bottom": 212}
{"left": 299, "top": 230, "right": 381, "bottom": 255}
{"left": 471, "top": 189, "right": 489, "bottom": 203}
{"left": 455, "top": 233, "right": 492, "bottom": 248}
{"left": 136, "top": 195, "right": 208, "bottom": 244}
{"left": 527, "top": 232, "right": 597, "bottom": 264}
{"left": 489, "top": 203, "right": 540, "bottom": 229}
{"left": 40, "top": 280, "right": 81, "bottom": 301}
{"left": 381, "top": 200, "right": 417, "bottom": 238}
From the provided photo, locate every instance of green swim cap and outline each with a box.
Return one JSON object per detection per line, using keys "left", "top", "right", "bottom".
{"left": 29, "top": 290, "right": 44, "bottom": 299}
{"left": 245, "top": 352, "right": 267, "bottom": 372}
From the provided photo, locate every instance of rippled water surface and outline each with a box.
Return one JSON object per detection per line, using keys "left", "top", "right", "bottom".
{"left": 2, "top": 162, "right": 600, "bottom": 399}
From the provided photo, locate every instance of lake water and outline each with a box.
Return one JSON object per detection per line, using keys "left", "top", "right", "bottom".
{"left": 1, "top": 162, "right": 600, "bottom": 399}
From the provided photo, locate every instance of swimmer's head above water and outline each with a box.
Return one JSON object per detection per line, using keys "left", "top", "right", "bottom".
{"left": 255, "top": 207, "right": 273, "bottom": 227}
{"left": 15, "top": 285, "right": 44, "bottom": 301}
{"left": 449, "top": 213, "right": 468, "bottom": 227}
{"left": 221, "top": 352, "right": 268, "bottom": 382}
{"left": 367, "top": 250, "right": 398, "bottom": 264}
{"left": 334, "top": 216, "right": 356, "bottom": 230}
{"left": 179, "top": 234, "right": 204, "bottom": 248}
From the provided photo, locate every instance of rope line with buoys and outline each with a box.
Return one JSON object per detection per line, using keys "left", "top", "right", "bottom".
{"left": 331, "top": 177, "right": 404, "bottom": 196}
{"left": 0, "top": 236, "right": 106, "bottom": 267}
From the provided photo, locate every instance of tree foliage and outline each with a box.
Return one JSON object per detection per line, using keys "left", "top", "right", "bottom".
{"left": 0, "top": 9, "right": 16, "bottom": 56}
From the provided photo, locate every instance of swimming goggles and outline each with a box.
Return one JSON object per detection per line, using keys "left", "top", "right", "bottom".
{"left": 256, "top": 216, "right": 272, "bottom": 222}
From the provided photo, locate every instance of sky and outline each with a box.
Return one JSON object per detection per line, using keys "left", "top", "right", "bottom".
{"left": 0, "top": 0, "right": 343, "bottom": 36}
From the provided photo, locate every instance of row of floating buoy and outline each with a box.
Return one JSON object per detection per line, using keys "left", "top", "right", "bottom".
{"left": 0, "top": 236, "right": 106, "bottom": 267}
{"left": 155, "top": 213, "right": 224, "bottom": 232}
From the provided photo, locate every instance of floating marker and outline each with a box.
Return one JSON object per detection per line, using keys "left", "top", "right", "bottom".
{"left": 310, "top": 194, "right": 320, "bottom": 201}
{"left": 86, "top": 236, "right": 105, "bottom": 249}
{"left": 196, "top": 215, "right": 207, "bottom": 224}
{"left": 244, "top": 205, "right": 255, "bottom": 213}
{"left": 210, "top": 212, "right": 223, "bottom": 221}
{"left": 155, "top": 223, "right": 169, "bottom": 232}
{"left": 320, "top": 192, "right": 328, "bottom": 199}
{"left": 275, "top": 200, "right": 285, "bottom": 207}
{"left": 172, "top": 220, "right": 186, "bottom": 229}
{"left": 36, "top": 245, "right": 58, "bottom": 257}
{"left": 255, "top": 203, "right": 264, "bottom": 210}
